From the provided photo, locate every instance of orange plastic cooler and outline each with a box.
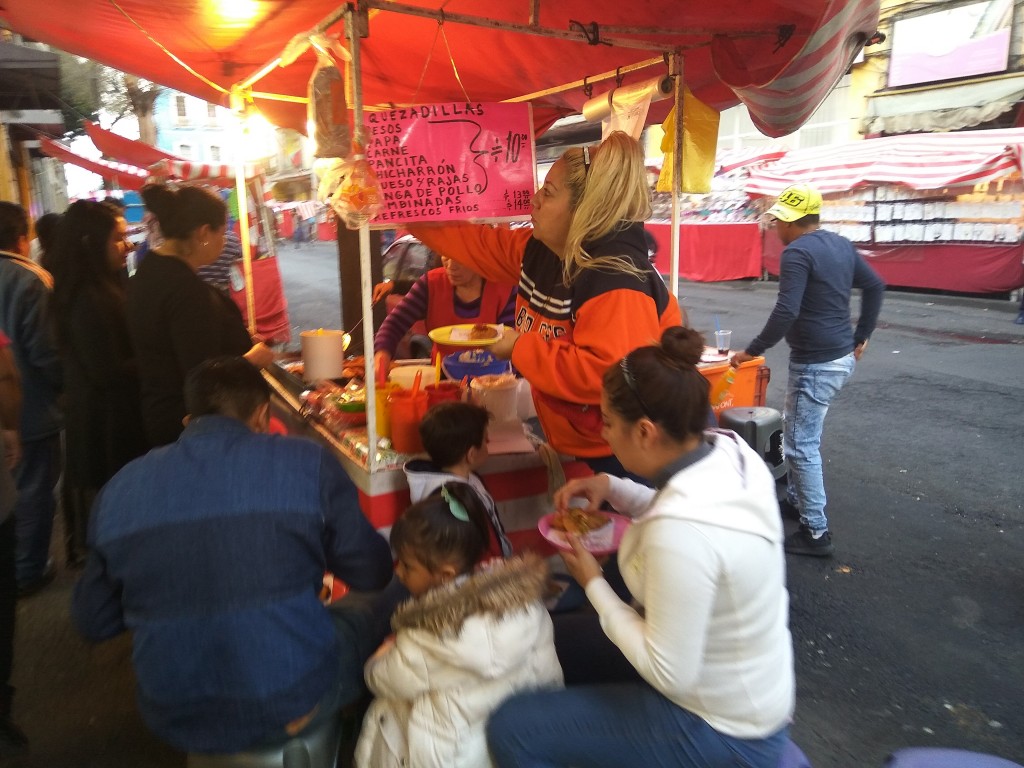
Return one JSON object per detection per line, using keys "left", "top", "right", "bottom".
{"left": 700, "top": 356, "right": 769, "bottom": 419}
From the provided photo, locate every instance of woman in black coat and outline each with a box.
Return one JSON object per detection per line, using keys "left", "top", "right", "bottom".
{"left": 128, "top": 184, "right": 275, "bottom": 447}
{"left": 51, "top": 200, "right": 147, "bottom": 564}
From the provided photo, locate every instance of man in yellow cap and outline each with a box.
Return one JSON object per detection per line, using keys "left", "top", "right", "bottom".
{"left": 733, "top": 183, "right": 886, "bottom": 556}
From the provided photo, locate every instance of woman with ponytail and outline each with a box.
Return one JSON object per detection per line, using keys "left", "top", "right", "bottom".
{"left": 128, "top": 184, "right": 275, "bottom": 447}
{"left": 409, "top": 132, "right": 681, "bottom": 475}
{"left": 486, "top": 327, "right": 793, "bottom": 768}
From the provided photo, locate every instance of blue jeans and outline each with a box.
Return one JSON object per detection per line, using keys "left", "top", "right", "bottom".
{"left": 784, "top": 354, "right": 855, "bottom": 534}
{"left": 14, "top": 435, "right": 60, "bottom": 586}
{"left": 1, "top": 517, "right": 15, "bottom": 699}
{"left": 487, "top": 683, "right": 788, "bottom": 768}
{"left": 255, "top": 589, "right": 381, "bottom": 748}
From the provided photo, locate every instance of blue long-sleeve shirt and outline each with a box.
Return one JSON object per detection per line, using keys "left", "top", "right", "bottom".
{"left": 72, "top": 415, "right": 393, "bottom": 753}
{"left": 746, "top": 229, "right": 885, "bottom": 364}
{"left": 0, "top": 250, "right": 62, "bottom": 440}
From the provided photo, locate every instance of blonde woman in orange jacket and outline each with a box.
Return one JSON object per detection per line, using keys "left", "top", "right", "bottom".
{"left": 410, "top": 131, "right": 681, "bottom": 469}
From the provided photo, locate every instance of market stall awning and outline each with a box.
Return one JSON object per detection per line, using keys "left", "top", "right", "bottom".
{"left": 744, "top": 127, "right": 1024, "bottom": 196}
{"left": 84, "top": 120, "right": 180, "bottom": 167}
{"left": 716, "top": 143, "right": 790, "bottom": 175}
{"left": 38, "top": 136, "right": 149, "bottom": 190}
{"left": 0, "top": 0, "right": 879, "bottom": 139}
{"left": 78, "top": 122, "right": 261, "bottom": 187}
{"left": 862, "top": 74, "right": 1024, "bottom": 136}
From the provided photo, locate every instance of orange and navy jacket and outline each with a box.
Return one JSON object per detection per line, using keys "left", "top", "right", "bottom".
{"left": 409, "top": 223, "right": 682, "bottom": 457}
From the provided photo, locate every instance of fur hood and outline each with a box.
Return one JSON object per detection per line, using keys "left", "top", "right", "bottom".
{"left": 391, "top": 554, "right": 548, "bottom": 637}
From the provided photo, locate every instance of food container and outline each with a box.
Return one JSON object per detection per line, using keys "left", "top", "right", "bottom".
{"left": 441, "top": 350, "right": 511, "bottom": 382}
{"left": 470, "top": 373, "right": 519, "bottom": 423}
{"left": 389, "top": 389, "right": 428, "bottom": 453}
{"left": 389, "top": 364, "right": 437, "bottom": 390}
{"left": 374, "top": 382, "right": 401, "bottom": 439}
{"left": 425, "top": 381, "right": 464, "bottom": 407}
{"left": 300, "top": 329, "right": 351, "bottom": 381}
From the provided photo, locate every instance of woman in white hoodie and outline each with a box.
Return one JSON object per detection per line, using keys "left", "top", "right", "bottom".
{"left": 487, "top": 327, "right": 794, "bottom": 768}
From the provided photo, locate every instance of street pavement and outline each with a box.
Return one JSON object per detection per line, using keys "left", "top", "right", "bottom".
{"left": 8, "top": 239, "right": 1023, "bottom": 767}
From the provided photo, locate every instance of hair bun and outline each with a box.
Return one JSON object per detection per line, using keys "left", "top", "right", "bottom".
{"left": 660, "top": 326, "right": 705, "bottom": 368}
{"left": 140, "top": 183, "right": 176, "bottom": 221}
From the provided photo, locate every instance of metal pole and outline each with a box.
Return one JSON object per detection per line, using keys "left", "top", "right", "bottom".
{"left": 363, "top": 0, "right": 671, "bottom": 52}
{"left": 230, "top": 89, "right": 257, "bottom": 336}
{"left": 670, "top": 53, "right": 683, "bottom": 299}
{"left": 345, "top": 3, "right": 380, "bottom": 471}
{"left": 506, "top": 58, "right": 664, "bottom": 103}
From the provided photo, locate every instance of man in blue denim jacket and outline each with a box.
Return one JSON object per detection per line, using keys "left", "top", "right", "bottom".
{"left": 72, "top": 357, "right": 393, "bottom": 754}
{"left": 0, "top": 202, "right": 62, "bottom": 594}
{"left": 734, "top": 184, "right": 885, "bottom": 557}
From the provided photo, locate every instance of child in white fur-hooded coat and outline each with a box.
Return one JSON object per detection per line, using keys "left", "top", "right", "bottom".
{"left": 355, "top": 484, "right": 563, "bottom": 768}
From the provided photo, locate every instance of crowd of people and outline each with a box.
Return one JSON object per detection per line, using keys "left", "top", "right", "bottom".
{"left": 0, "top": 130, "right": 887, "bottom": 767}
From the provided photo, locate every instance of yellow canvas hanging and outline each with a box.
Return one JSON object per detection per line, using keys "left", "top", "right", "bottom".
{"left": 657, "top": 87, "right": 720, "bottom": 195}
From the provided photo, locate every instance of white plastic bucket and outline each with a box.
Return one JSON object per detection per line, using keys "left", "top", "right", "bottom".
{"left": 300, "top": 329, "right": 350, "bottom": 381}
{"left": 471, "top": 373, "right": 519, "bottom": 423}
{"left": 389, "top": 364, "right": 437, "bottom": 390}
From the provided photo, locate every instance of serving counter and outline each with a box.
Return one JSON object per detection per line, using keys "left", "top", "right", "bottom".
{"left": 264, "top": 355, "right": 769, "bottom": 546}
{"left": 264, "top": 364, "right": 590, "bottom": 552}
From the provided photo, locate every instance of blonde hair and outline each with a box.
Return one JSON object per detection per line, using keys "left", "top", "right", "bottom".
{"left": 561, "top": 131, "right": 652, "bottom": 284}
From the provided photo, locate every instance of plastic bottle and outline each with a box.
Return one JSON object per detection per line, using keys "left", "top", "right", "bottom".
{"left": 709, "top": 365, "right": 737, "bottom": 407}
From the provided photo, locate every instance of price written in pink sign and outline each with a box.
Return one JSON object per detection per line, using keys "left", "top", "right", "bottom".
{"left": 365, "top": 102, "right": 536, "bottom": 225}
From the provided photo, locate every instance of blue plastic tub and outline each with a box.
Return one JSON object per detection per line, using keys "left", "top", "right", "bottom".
{"left": 441, "top": 351, "right": 511, "bottom": 381}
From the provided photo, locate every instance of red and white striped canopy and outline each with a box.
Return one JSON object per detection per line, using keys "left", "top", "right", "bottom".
{"left": 42, "top": 121, "right": 262, "bottom": 189}
{"left": 1, "top": 0, "right": 879, "bottom": 140}
{"left": 716, "top": 143, "right": 791, "bottom": 175}
{"left": 38, "top": 136, "right": 149, "bottom": 190}
{"left": 745, "top": 128, "right": 1024, "bottom": 196}
{"left": 147, "top": 159, "right": 261, "bottom": 188}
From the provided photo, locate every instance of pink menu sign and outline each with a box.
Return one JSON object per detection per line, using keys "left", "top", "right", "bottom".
{"left": 365, "top": 102, "right": 536, "bottom": 225}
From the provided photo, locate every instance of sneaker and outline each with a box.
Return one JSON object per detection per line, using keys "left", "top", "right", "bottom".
{"left": 784, "top": 525, "right": 834, "bottom": 557}
{"left": 1015, "top": 311, "right": 1024, "bottom": 325}
{"left": 0, "top": 717, "right": 28, "bottom": 758}
{"left": 778, "top": 499, "right": 801, "bottom": 521}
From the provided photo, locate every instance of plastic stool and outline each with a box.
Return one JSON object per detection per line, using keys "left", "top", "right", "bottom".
{"left": 718, "top": 406, "right": 786, "bottom": 480}
{"left": 885, "top": 748, "right": 1023, "bottom": 768}
{"left": 778, "top": 739, "right": 812, "bottom": 768}
{"left": 187, "top": 713, "right": 343, "bottom": 768}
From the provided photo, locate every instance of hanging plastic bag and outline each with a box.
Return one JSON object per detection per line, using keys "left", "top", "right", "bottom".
{"left": 329, "top": 145, "right": 383, "bottom": 229}
{"left": 308, "top": 59, "right": 350, "bottom": 159}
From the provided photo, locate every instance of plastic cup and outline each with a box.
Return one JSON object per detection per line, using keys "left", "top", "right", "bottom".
{"left": 389, "top": 389, "right": 429, "bottom": 454}
{"left": 374, "top": 383, "right": 400, "bottom": 439}
{"left": 714, "top": 329, "right": 732, "bottom": 355}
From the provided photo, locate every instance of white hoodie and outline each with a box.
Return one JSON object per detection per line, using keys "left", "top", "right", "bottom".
{"left": 404, "top": 459, "right": 513, "bottom": 558}
{"left": 585, "top": 430, "right": 795, "bottom": 739}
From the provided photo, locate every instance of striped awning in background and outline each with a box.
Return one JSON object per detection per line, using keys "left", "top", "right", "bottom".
{"left": 713, "top": 0, "right": 881, "bottom": 139}
{"left": 745, "top": 128, "right": 1024, "bottom": 196}
{"left": 716, "top": 144, "right": 791, "bottom": 175}
{"left": 84, "top": 121, "right": 178, "bottom": 168}
{"left": 38, "top": 137, "right": 148, "bottom": 190}
{"left": 147, "top": 159, "right": 261, "bottom": 188}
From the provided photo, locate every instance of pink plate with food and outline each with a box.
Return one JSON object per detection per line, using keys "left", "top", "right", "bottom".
{"left": 538, "top": 510, "right": 632, "bottom": 556}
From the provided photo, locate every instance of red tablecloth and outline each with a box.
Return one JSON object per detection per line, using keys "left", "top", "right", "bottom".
{"left": 648, "top": 222, "right": 762, "bottom": 282}
{"left": 230, "top": 256, "right": 292, "bottom": 343}
{"left": 763, "top": 232, "right": 1024, "bottom": 293}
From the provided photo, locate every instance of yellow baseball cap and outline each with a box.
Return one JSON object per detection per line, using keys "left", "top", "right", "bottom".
{"left": 766, "top": 183, "right": 822, "bottom": 222}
